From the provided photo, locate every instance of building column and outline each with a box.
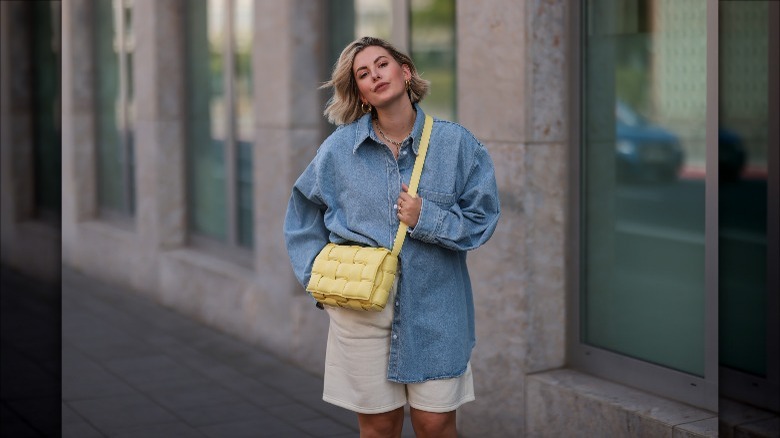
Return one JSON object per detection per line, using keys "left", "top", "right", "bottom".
{"left": 61, "top": 0, "right": 97, "bottom": 265}
{"left": 250, "top": 0, "right": 330, "bottom": 366}
{"left": 456, "top": 0, "right": 569, "bottom": 436}
{"left": 133, "top": 0, "right": 187, "bottom": 252}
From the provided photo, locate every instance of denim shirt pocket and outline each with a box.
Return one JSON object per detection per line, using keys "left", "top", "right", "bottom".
{"left": 417, "top": 187, "right": 457, "bottom": 207}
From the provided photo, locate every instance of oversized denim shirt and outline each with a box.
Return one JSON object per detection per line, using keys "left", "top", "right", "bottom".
{"left": 284, "top": 104, "right": 500, "bottom": 383}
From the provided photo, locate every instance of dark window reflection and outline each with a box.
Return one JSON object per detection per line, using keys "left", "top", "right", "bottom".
{"left": 719, "top": 0, "right": 777, "bottom": 415}
{"left": 615, "top": 100, "right": 684, "bottom": 183}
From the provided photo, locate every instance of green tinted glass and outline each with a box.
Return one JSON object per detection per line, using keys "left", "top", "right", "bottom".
{"left": 95, "top": 0, "right": 134, "bottom": 215}
{"left": 186, "top": 0, "right": 227, "bottom": 240}
{"left": 581, "top": 0, "right": 707, "bottom": 376}
{"left": 235, "top": 0, "right": 253, "bottom": 248}
{"left": 411, "top": 0, "right": 456, "bottom": 121}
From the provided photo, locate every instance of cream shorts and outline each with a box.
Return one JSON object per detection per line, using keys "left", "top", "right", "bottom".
{"left": 322, "top": 283, "right": 475, "bottom": 414}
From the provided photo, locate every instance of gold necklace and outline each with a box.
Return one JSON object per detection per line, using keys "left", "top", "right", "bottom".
{"left": 376, "top": 122, "right": 408, "bottom": 147}
{"left": 374, "top": 112, "right": 415, "bottom": 150}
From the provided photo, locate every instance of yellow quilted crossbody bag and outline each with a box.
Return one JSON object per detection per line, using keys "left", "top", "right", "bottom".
{"left": 306, "top": 115, "right": 433, "bottom": 311}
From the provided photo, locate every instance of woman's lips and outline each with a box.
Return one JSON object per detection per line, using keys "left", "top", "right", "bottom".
{"left": 373, "top": 82, "right": 389, "bottom": 92}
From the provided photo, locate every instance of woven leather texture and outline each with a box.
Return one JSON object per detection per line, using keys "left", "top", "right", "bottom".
{"left": 307, "top": 243, "right": 397, "bottom": 311}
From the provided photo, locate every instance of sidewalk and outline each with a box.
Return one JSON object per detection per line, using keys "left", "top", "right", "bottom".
{"left": 62, "top": 267, "right": 399, "bottom": 437}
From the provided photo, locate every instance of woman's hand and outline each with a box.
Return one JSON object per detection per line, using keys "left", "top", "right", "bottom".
{"left": 397, "top": 183, "right": 422, "bottom": 228}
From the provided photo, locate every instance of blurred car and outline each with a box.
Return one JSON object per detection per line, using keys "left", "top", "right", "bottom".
{"left": 615, "top": 101, "right": 684, "bottom": 182}
{"left": 718, "top": 126, "right": 747, "bottom": 182}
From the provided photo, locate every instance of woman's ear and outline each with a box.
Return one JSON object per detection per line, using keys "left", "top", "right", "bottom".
{"left": 402, "top": 64, "right": 411, "bottom": 81}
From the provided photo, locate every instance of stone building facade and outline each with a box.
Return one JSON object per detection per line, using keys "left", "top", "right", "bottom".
{"left": 3, "top": 0, "right": 778, "bottom": 436}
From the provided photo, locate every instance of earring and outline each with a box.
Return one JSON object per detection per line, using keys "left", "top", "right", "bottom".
{"left": 361, "top": 102, "right": 372, "bottom": 113}
{"left": 405, "top": 79, "right": 411, "bottom": 91}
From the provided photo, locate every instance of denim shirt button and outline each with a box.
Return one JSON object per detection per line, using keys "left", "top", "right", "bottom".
{"left": 395, "top": 300, "right": 399, "bottom": 306}
{"left": 393, "top": 203, "right": 398, "bottom": 210}
{"left": 393, "top": 334, "right": 398, "bottom": 340}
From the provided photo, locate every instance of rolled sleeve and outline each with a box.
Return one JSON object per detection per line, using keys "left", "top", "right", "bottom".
{"left": 409, "top": 146, "right": 500, "bottom": 251}
{"left": 409, "top": 198, "right": 441, "bottom": 243}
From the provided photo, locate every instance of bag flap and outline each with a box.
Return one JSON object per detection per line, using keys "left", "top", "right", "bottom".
{"left": 307, "top": 244, "right": 396, "bottom": 300}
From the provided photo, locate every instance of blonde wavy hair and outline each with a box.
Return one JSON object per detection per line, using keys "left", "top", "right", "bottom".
{"left": 322, "top": 36, "right": 430, "bottom": 125}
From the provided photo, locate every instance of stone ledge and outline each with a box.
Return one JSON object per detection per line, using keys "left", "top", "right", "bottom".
{"left": 161, "top": 247, "right": 255, "bottom": 282}
{"left": 69, "top": 220, "right": 154, "bottom": 294}
{"left": 719, "top": 398, "right": 779, "bottom": 438}
{"left": 156, "top": 245, "right": 327, "bottom": 374}
{"left": 526, "top": 369, "right": 717, "bottom": 437}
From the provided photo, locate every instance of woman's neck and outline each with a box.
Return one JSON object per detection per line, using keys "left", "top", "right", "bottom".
{"left": 374, "top": 100, "right": 416, "bottom": 140}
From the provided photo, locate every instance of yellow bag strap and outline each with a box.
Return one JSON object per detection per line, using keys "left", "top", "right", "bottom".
{"left": 391, "top": 114, "right": 433, "bottom": 257}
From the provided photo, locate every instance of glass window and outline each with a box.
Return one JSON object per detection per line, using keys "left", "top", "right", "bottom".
{"left": 574, "top": 0, "right": 779, "bottom": 412}
{"left": 325, "top": 0, "right": 355, "bottom": 73}
{"left": 95, "top": 0, "right": 135, "bottom": 216}
{"left": 234, "top": 0, "right": 253, "bottom": 248}
{"left": 32, "top": 1, "right": 61, "bottom": 220}
{"left": 719, "top": 0, "right": 779, "bottom": 412}
{"left": 325, "top": 0, "right": 457, "bottom": 122}
{"left": 581, "top": 0, "right": 707, "bottom": 376}
{"left": 410, "top": 0, "right": 456, "bottom": 121}
{"left": 719, "top": 0, "right": 768, "bottom": 378}
{"left": 326, "top": 0, "right": 394, "bottom": 63}
{"left": 185, "top": 0, "right": 254, "bottom": 249}
{"left": 355, "top": 0, "right": 392, "bottom": 40}
{"left": 324, "top": 0, "right": 394, "bottom": 99}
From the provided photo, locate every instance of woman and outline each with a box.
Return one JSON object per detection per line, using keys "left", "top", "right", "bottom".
{"left": 284, "top": 36, "right": 500, "bottom": 437}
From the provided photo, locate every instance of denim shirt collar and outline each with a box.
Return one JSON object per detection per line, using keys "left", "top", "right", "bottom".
{"left": 353, "top": 103, "right": 426, "bottom": 155}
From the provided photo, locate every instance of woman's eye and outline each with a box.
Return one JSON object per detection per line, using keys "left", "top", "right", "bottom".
{"left": 379, "top": 62, "right": 388, "bottom": 68}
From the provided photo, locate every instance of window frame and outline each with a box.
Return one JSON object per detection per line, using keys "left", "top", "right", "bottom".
{"left": 566, "top": 0, "right": 719, "bottom": 412}
{"left": 392, "top": 0, "right": 410, "bottom": 52}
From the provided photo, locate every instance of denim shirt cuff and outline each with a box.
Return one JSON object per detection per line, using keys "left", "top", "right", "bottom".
{"left": 409, "top": 198, "right": 439, "bottom": 243}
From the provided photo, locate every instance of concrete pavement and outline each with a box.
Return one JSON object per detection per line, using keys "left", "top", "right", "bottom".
{"left": 61, "top": 267, "right": 394, "bottom": 437}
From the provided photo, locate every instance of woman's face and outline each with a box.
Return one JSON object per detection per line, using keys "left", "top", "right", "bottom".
{"left": 353, "top": 46, "right": 411, "bottom": 110}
